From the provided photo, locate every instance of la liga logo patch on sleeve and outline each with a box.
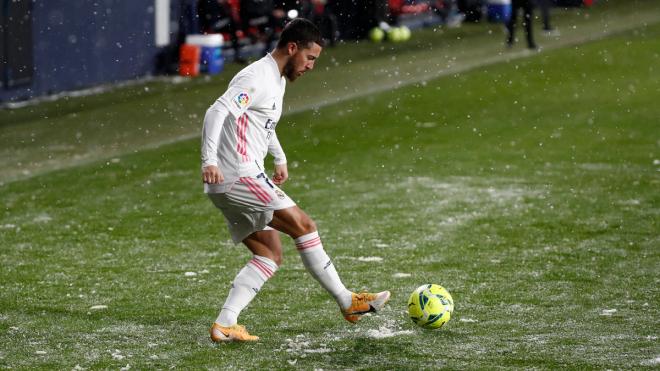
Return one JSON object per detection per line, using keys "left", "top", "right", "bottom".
{"left": 235, "top": 92, "right": 250, "bottom": 108}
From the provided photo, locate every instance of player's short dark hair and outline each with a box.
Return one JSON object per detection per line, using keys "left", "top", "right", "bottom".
{"left": 276, "top": 18, "right": 325, "bottom": 49}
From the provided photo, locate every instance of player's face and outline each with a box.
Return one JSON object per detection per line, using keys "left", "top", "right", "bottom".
{"left": 284, "top": 42, "right": 322, "bottom": 82}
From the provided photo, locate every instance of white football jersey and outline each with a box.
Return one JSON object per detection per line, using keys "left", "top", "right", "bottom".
{"left": 202, "top": 53, "right": 287, "bottom": 193}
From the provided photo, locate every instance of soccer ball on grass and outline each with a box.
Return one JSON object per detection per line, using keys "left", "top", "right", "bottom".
{"left": 407, "top": 284, "right": 454, "bottom": 329}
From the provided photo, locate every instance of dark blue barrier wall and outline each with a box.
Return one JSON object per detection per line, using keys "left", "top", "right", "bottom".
{"left": 0, "top": 0, "right": 195, "bottom": 103}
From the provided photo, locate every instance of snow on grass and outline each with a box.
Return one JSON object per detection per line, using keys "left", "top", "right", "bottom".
{"left": 111, "top": 350, "right": 124, "bottom": 360}
{"left": 337, "top": 176, "right": 536, "bottom": 230}
{"left": 578, "top": 163, "right": 615, "bottom": 171}
{"left": 280, "top": 335, "right": 333, "bottom": 356}
{"left": 355, "top": 256, "right": 384, "bottom": 262}
{"left": 616, "top": 199, "right": 641, "bottom": 206}
{"left": 640, "top": 356, "right": 660, "bottom": 366}
{"left": 33, "top": 213, "right": 52, "bottom": 223}
{"left": 89, "top": 305, "right": 108, "bottom": 310}
{"left": 366, "top": 327, "right": 415, "bottom": 339}
{"left": 393, "top": 273, "right": 411, "bottom": 278}
{"left": 459, "top": 318, "right": 478, "bottom": 323}
{"left": 600, "top": 309, "right": 617, "bottom": 316}
{"left": 363, "top": 318, "right": 415, "bottom": 339}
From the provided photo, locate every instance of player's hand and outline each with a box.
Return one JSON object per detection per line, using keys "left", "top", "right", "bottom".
{"left": 202, "top": 165, "right": 224, "bottom": 184}
{"left": 272, "top": 163, "right": 288, "bottom": 185}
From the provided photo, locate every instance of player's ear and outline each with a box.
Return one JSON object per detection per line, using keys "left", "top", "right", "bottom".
{"left": 287, "top": 42, "right": 298, "bottom": 56}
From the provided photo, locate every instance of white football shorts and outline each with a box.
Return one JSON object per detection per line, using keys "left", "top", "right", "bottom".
{"left": 207, "top": 173, "right": 296, "bottom": 244}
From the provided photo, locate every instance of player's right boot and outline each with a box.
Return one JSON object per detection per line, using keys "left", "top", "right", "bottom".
{"left": 341, "top": 291, "right": 391, "bottom": 323}
{"left": 209, "top": 323, "right": 259, "bottom": 342}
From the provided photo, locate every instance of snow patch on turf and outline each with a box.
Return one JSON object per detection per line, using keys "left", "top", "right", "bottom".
{"left": 355, "top": 256, "right": 383, "bottom": 262}
{"left": 281, "top": 335, "right": 332, "bottom": 356}
{"left": 111, "top": 349, "right": 125, "bottom": 360}
{"left": 392, "top": 176, "right": 536, "bottom": 234}
{"left": 460, "top": 318, "right": 478, "bottom": 323}
{"left": 600, "top": 308, "right": 617, "bottom": 316}
{"left": 393, "top": 272, "right": 411, "bottom": 278}
{"left": 416, "top": 122, "right": 437, "bottom": 128}
{"left": 33, "top": 213, "right": 52, "bottom": 223}
{"left": 152, "top": 170, "right": 191, "bottom": 179}
{"left": 90, "top": 305, "right": 108, "bottom": 310}
{"left": 364, "top": 318, "right": 414, "bottom": 339}
{"left": 579, "top": 163, "right": 614, "bottom": 171}
{"left": 366, "top": 327, "right": 414, "bottom": 339}
{"left": 640, "top": 356, "right": 660, "bottom": 366}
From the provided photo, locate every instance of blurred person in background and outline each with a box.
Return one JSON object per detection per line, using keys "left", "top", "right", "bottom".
{"left": 240, "top": 0, "right": 287, "bottom": 56}
{"left": 537, "top": 0, "right": 559, "bottom": 35}
{"left": 506, "top": 0, "right": 537, "bottom": 49}
{"left": 302, "top": 0, "right": 339, "bottom": 46}
{"left": 198, "top": 0, "right": 246, "bottom": 63}
{"left": 332, "top": 0, "right": 388, "bottom": 39}
{"left": 431, "top": 0, "right": 464, "bottom": 28}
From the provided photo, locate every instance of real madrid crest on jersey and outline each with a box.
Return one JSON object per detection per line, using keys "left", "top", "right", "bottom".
{"left": 275, "top": 189, "right": 286, "bottom": 200}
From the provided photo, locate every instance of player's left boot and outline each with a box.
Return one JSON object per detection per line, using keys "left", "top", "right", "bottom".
{"left": 341, "top": 291, "right": 391, "bottom": 323}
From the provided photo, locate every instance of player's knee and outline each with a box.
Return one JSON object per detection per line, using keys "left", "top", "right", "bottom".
{"left": 298, "top": 216, "right": 316, "bottom": 235}
{"left": 273, "top": 253, "right": 283, "bottom": 267}
{"left": 269, "top": 245, "right": 283, "bottom": 266}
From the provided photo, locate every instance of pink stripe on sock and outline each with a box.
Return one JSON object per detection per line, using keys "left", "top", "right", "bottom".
{"left": 296, "top": 237, "right": 322, "bottom": 250}
{"left": 249, "top": 258, "right": 273, "bottom": 278}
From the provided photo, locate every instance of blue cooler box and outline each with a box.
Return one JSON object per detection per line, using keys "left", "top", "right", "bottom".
{"left": 487, "top": 0, "right": 512, "bottom": 23}
{"left": 185, "top": 34, "right": 224, "bottom": 75}
{"left": 201, "top": 47, "right": 223, "bottom": 75}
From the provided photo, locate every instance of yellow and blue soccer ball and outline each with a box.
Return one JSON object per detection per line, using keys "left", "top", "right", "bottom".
{"left": 407, "top": 284, "right": 454, "bottom": 329}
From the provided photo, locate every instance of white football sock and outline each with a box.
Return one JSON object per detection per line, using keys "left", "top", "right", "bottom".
{"left": 295, "top": 231, "right": 352, "bottom": 310}
{"left": 216, "top": 255, "right": 278, "bottom": 327}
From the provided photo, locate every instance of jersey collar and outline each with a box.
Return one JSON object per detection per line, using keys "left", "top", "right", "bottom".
{"left": 265, "top": 53, "right": 282, "bottom": 79}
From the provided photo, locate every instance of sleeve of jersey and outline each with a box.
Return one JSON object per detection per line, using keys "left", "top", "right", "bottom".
{"left": 201, "top": 105, "right": 228, "bottom": 168}
{"left": 217, "top": 73, "right": 262, "bottom": 119}
{"left": 268, "top": 131, "right": 287, "bottom": 165}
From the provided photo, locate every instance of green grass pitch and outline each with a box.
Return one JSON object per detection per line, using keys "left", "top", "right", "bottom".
{"left": 1, "top": 2, "right": 659, "bottom": 369}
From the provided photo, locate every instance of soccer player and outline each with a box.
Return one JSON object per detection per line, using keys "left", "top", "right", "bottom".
{"left": 201, "top": 18, "right": 391, "bottom": 342}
